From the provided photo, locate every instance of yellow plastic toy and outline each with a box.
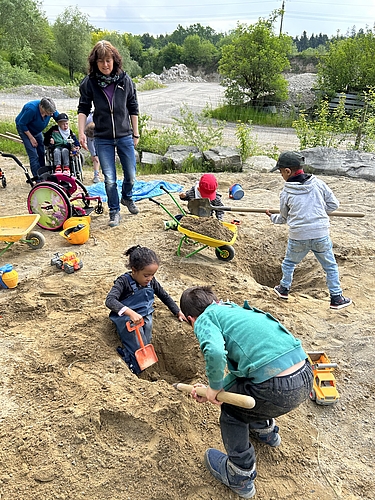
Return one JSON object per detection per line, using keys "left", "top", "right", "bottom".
{"left": 0, "top": 264, "right": 19, "bottom": 289}
{"left": 307, "top": 351, "right": 340, "bottom": 405}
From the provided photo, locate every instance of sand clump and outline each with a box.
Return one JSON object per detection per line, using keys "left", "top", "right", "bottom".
{"left": 180, "top": 216, "right": 234, "bottom": 241}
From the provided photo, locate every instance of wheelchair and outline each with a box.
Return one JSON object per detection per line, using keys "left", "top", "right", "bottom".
{"left": 0, "top": 152, "right": 103, "bottom": 232}
{"left": 45, "top": 143, "right": 85, "bottom": 182}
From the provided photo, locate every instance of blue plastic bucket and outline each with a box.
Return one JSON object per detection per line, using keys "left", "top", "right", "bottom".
{"left": 229, "top": 184, "right": 244, "bottom": 200}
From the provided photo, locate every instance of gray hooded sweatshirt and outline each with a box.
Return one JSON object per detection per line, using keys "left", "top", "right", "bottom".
{"left": 270, "top": 174, "right": 339, "bottom": 240}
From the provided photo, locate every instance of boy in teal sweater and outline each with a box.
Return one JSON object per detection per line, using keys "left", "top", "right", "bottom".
{"left": 180, "top": 286, "right": 313, "bottom": 499}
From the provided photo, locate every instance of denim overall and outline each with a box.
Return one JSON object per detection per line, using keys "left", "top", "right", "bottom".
{"left": 109, "top": 274, "right": 154, "bottom": 374}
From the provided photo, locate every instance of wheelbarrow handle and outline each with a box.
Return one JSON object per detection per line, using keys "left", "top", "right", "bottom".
{"left": 149, "top": 198, "right": 182, "bottom": 224}
{"left": 159, "top": 185, "right": 187, "bottom": 216}
{"left": 173, "top": 383, "right": 255, "bottom": 409}
{"left": 148, "top": 197, "right": 161, "bottom": 206}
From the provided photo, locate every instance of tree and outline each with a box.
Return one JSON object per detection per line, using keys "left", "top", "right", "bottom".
{"left": 0, "top": 0, "right": 53, "bottom": 70}
{"left": 158, "top": 43, "right": 183, "bottom": 71}
{"left": 219, "top": 19, "right": 292, "bottom": 106}
{"left": 182, "top": 35, "right": 219, "bottom": 71}
{"left": 317, "top": 29, "right": 375, "bottom": 94}
{"left": 53, "top": 7, "right": 92, "bottom": 80}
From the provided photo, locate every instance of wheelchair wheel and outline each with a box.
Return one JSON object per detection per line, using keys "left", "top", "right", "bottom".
{"left": 27, "top": 181, "right": 72, "bottom": 231}
{"left": 70, "top": 153, "right": 83, "bottom": 181}
{"left": 44, "top": 147, "right": 54, "bottom": 168}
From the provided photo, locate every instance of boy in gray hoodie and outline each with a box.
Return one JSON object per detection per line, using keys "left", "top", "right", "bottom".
{"left": 267, "top": 151, "right": 351, "bottom": 310}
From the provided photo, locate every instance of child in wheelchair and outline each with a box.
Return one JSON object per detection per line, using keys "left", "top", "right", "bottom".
{"left": 44, "top": 113, "right": 80, "bottom": 175}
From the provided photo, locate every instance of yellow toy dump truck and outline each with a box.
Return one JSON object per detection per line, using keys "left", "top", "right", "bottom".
{"left": 51, "top": 252, "right": 83, "bottom": 274}
{"left": 307, "top": 351, "right": 340, "bottom": 405}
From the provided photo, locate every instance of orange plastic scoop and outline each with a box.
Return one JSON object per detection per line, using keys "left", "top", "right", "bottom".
{"left": 126, "top": 319, "right": 158, "bottom": 371}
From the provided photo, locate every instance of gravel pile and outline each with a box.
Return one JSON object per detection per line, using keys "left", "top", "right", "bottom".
{"left": 284, "top": 72, "right": 318, "bottom": 111}
{"left": 143, "top": 64, "right": 206, "bottom": 84}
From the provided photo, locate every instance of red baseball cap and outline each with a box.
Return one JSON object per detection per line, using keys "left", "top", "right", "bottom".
{"left": 199, "top": 174, "right": 218, "bottom": 201}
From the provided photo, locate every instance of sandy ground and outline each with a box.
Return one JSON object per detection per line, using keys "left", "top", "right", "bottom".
{"left": 0, "top": 154, "right": 374, "bottom": 499}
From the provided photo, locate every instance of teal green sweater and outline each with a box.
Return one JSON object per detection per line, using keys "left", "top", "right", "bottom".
{"left": 194, "top": 301, "right": 306, "bottom": 390}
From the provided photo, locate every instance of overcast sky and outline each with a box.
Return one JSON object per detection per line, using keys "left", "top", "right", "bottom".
{"left": 41, "top": 0, "right": 375, "bottom": 38}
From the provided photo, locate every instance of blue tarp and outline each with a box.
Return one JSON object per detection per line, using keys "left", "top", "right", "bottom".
{"left": 86, "top": 179, "right": 184, "bottom": 203}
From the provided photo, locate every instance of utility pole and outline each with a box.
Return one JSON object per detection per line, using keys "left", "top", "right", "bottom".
{"left": 279, "top": 0, "right": 285, "bottom": 36}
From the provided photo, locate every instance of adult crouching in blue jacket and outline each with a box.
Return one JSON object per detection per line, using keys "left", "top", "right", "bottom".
{"left": 77, "top": 40, "right": 140, "bottom": 227}
{"left": 15, "top": 97, "right": 59, "bottom": 178}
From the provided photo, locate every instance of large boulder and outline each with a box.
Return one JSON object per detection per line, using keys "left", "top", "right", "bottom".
{"left": 301, "top": 147, "right": 375, "bottom": 181}
{"left": 243, "top": 155, "right": 276, "bottom": 173}
{"left": 162, "top": 146, "right": 203, "bottom": 170}
{"left": 203, "top": 146, "right": 242, "bottom": 172}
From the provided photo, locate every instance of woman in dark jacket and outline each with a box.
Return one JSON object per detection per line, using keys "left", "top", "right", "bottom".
{"left": 78, "top": 40, "right": 140, "bottom": 227}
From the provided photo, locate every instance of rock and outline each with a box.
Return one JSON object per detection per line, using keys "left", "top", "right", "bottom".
{"left": 203, "top": 147, "right": 242, "bottom": 172}
{"left": 141, "top": 151, "right": 163, "bottom": 166}
{"left": 243, "top": 155, "right": 276, "bottom": 173}
{"left": 162, "top": 145, "right": 203, "bottom": 170}
{"left": 301, "top": 147, "right": 375, "bottom": 181}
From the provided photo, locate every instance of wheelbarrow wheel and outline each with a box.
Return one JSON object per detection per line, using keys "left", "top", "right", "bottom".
{"left": 26, "top": 231, "right": 46, "bottom": 250}
{"left": 215, "top": 245, "right": 235, "bottom": 262}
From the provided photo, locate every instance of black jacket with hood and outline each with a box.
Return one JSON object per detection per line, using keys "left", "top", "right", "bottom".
{"left": 78, "top": 71, "right": 139, "bottom": 139}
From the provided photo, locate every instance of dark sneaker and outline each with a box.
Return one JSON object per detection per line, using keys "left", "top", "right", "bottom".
{"left": 330, "top": 295, "right": 352, "bottom": 310}
{"left": 274, "top": 285, "right": 289, "bottom": 299}
{"left": 204, "top": 449, "right": 256, "bottom": 499}
{"left": 108, "top": 212, "right": 121, "bottom": 227}
{"left": 121, "top": 198, "right": 139, "bottom": 214}
{"left": 249, "top": 419, "right": 281, "bottom": 447}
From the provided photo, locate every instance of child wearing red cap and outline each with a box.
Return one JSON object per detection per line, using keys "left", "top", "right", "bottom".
{"left": 179, "top": 173, "right": 225, "bottom": 220}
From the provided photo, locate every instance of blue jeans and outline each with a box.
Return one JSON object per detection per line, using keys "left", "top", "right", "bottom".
{"left": 17, "top": 128, "right": 45, "bottom": 178}
{"left": 280, "top": 236, "right": 342, "bottom": 296}
{"left": 220, "top": 361, "right": 313, "bottom": 470}
{"left": 95, "top": 135, "right": 136, "bottom": 214}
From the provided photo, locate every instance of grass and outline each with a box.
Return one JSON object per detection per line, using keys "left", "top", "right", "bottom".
{"left": 209, "top": 104, "right": 295, "bottom": 127}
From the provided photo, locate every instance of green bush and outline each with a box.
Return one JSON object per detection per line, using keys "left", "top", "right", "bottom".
{"left": 292, "top": 97, "right": 356, "bottom": 149}
{"left": 173, "top": 104, "right": 225, "bottom": 151}
{"left": 0, "top": 57, "right": 42, "bottom": 89}
{"left": 134, "top": 78, "right": 166, "bottom": 91}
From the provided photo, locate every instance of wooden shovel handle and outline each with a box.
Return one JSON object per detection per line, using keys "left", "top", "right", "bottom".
{"left": 173, "top": 383, "right": 255, "bottom": 409}
{"left": 220, "top": 207, "right": 365, "bottom": 217}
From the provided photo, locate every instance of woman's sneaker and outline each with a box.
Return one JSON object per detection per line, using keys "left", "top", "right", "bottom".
{"left": 274, "top": 285, "right": 289, "bottom": 299}
{"left": 108, "top": 212, "right": 121, "bottom": 227}
{"left": 330, "top": 295, "right": 352, "bottom": 310}
{"left": 121, "top": 198, "right": 139, "bottom": 214}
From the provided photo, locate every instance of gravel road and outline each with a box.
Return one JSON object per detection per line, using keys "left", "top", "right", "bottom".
{"left": 0, "top": 82, "right": 299, "bottom": 150}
